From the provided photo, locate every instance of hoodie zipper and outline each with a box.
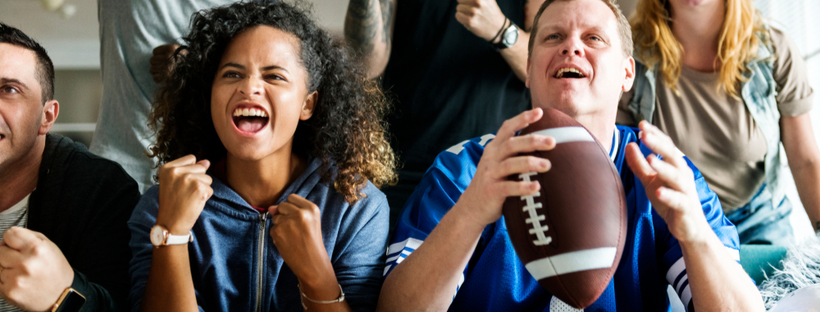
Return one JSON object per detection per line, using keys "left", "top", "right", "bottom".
{"left": 255, "top": 212, "right": 267, "bottom": 312}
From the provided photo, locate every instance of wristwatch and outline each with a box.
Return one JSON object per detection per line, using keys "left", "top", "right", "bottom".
{"left": 150, "top": 225, "right": 193, "bottom": 247}
{"left": 52, "top": 287, "right": 85, "bottom": 312}
{"left": 493, "top": 22, "right": 519, "bottom": 50}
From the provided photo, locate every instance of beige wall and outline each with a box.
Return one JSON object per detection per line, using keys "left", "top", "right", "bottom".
{"left": 618, "top": 0, "right": 638, "bottom": 17}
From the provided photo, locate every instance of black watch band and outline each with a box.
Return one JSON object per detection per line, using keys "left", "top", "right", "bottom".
{"left": 52, "top": 287, "right": 85, "bottom": 312}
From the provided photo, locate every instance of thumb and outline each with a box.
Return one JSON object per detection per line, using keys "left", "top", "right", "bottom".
{"left": 268, "top": 205, "right": 278, "bottom": 216}
{"left": 196, "top": 159, "right": 211, "bottom": 169}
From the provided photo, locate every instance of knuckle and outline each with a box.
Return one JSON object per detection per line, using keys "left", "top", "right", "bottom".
{"left": 528, "top": 156, "right": 541, "bottom": 168}
{"left": 168, "top": 167, "right": 181, "bottom": 177}
{"left": 504, "top": 139, "right": 516, "bottom": 151}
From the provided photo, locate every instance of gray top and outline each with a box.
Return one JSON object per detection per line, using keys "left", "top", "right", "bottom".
{"left": 0, "top": 194, "right": 28, "bottom": 312}
{"left": 92, "top": 0, "right": 235, "bottom": 192}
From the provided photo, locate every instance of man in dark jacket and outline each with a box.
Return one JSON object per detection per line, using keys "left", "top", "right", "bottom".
{"left": 0, "top": 23, "right": 139, "bottom": 312}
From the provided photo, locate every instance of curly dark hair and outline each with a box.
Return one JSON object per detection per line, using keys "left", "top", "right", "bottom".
{"left": 149, "top": 0, "right": 397, "bottom": 202}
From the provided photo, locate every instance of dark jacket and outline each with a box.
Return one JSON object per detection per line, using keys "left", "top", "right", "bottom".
{"left": 28, "top": 134, "right": 140, "bottom": 312}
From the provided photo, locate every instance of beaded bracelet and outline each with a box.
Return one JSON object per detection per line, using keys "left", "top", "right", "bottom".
{"left": 297, "top": 283, "right": 345, "bottom": 310}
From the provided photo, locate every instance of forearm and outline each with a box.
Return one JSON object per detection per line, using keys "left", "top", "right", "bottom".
{"left": 377, "top": 203, "right": 486, "bottom": 311}
{"left": 790, "top": 161, "right": 820, "bottom": 231}
{"left": 680, "top": 222, "right": 764, "bottom": 311}
{"left": 296, "top": 262, "right": 353, "bottom": 311}
{"left": 498, "top": 30, "right": 529, "bottom": 82}
{"left": 139, "top": 246, "right": 198, "bottom": 312}
{"left": 344, "top": 0, "right": 395, "bottom": 79}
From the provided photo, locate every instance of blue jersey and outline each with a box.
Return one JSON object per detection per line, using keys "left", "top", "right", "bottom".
{"left": 384, "top": 126, "right": 741, "bottom": 312}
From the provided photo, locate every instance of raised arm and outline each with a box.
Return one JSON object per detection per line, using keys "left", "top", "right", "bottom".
{"left": 781, "top": 113, "right": 820, "bottom": 232}
{"left": 378, "top": 109, "right": 555, "bottom": 311}
{"left": 344, "top": 0, "right": 396, "bottom": 79}
{"left": 136, "top": 155, "right": 212, "bottom": 312}
{"left": 455, "top": 0, "right": 535, "bottom": 82}
{"left": 625, "top": 121, "right": 765, "bottom": 311}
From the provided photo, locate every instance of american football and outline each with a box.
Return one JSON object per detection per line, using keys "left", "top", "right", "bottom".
{"left": 502, "top": 108, "right": 628, "bottom": 309}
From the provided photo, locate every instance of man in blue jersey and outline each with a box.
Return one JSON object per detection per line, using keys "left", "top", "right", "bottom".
{"left": 378, "top": 0, "right": 765, "bottom": 311}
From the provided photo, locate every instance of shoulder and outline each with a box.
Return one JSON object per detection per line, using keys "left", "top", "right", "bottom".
{"left": 766, "top": 25, "right": 792, "bottom": 50}
{"left": 38, "top": 134, "right": 140, "bottom": 208}
{"left": 45, "top": 134, "right": 139, "bottom": 185}
{"left": 350, "top": 181, "right": 390, "bottom": 217}
{"left": 765, "top": 25, "right": 802, "bottom": 63}
{"left": 431, "top": 134, "right": 495, "bottom": 175}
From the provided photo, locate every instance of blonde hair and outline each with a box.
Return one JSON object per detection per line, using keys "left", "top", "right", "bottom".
{"left": 630, "top": 0, "right": 768, "bottom": 97}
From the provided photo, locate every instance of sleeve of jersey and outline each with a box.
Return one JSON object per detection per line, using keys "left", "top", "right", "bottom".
{"left": 382, "top": 134, "right": 494, "bottom": 297}
{"left": 657, "top": 156, "right": 741, "bottom": 312}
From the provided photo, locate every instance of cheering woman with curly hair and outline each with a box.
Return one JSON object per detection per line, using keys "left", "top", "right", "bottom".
{"left": 618, "top": 0, "right": 820, "bottom": 245}
{"left": 127, "top": 2, "right": 397, "bottom": 311}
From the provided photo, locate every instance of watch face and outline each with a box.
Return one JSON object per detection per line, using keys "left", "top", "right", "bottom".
{"left": 150, "top": 226, "right": 165, "bottom": 246}
{"left": 502, "top": 25, "right": 519, "bottom": 47}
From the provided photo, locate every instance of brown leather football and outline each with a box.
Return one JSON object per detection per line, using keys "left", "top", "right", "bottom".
{"left": 502, "top": 108, "right": 627, "bottom": 309}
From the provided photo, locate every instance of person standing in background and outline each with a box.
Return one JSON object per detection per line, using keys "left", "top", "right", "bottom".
{"left": 619, "top": 0, "right": 820, "bottom": 245}
{"left": 92, "top": 0, "right": 236, "bottom": 192}
{"left": 344, "top": 0, "right": 546, "bottom": 232}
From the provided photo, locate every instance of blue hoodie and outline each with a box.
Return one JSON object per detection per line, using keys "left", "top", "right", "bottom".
{"left": 128, "top": 157, "right": 388, "bottom": 311}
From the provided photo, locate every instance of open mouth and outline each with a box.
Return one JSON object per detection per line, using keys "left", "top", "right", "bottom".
{"left": 232, "top": 107, "right": 269, "bottom": 134}
{"left": 554, "top": 67, "right": 586, "bottom": 79}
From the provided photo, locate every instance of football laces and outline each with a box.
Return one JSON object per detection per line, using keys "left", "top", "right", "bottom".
{"left": 519, "top": 172, "right": 552, "bottom": 246}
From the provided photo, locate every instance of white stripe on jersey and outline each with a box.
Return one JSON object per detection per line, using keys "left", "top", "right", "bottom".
{"left": 387, "top": 237, "right": 423, "bottom": 256}
{"left": 530, "top": 127, "right": 594, "bottom": 144}
{"left": 383, "top": 237, "right": 467, "bottom": 296}
{"left": 665, "top": 246, "right": 739, "bottom": 311}
{"left": 524, "top": 247, "right": 617, "bottom": 280}
{"left": 680, "top": 283, "right": 693, "bottom": 309}
{"left": 610, "top": 129, "right": 620, "bottom": 161}
{"left": 383, "top": 237, "right": 424, "bottom": 276}
{"left": 726, "top": 246, "right": 740, "bottom": 261}
{"left": 666, "top": 257, "right": 686, "bottom": 286}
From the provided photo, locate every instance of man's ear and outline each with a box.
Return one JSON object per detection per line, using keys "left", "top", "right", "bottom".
{"left": 622, "top": 56, "right": 635, "bottom": 92}
{"left": 38, "top": 100, "right": 59, "bottom": 135}
{"left": 525, "top": 58, "right": 532, "bottom": 89}
{"left": 300, "top": 91, "right": 317, "bottom": 121}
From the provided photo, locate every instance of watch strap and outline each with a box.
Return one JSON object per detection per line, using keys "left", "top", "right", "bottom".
{"left": 52, "top": 287, "right": 85, "bottom": 312}
{"left": 164, "top": 231, "right": 194, "bottom": 245}
{"left": 492, "top": 22, "right": 518, "bottom": 50}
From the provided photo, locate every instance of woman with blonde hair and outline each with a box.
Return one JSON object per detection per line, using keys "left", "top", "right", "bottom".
{"left": 619, "top": 0, "right": 820, "bottom": 245}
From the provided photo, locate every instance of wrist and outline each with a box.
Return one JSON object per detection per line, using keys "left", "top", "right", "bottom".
{"left": 488, "top": 17, "right": 509, "bottom": 43}
{"left": 297, "top": 274, "right": 340, "bottom": 301}
{"left": 674, "top": 215, "right": 712, "bottom": 245}
{"left": 154, "top": 215, "right": 190, "bottom": 235}
{"left": 449, "top": 200, "right": 494, "bottom": 234}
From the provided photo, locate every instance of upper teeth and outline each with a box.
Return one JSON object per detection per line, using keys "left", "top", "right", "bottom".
{"left": 233, "top": 108, "right": 268, "bottom": 118}
{"left": 556, "top": 67, "right": 583, "bottom": 78}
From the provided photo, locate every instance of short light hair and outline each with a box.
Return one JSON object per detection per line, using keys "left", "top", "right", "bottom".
{"left": 528, "top": 0, "right": 633, "bottom": 58}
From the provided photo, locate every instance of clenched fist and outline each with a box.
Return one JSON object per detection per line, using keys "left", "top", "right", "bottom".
{"left": 0, "top": 227, "right": 74, "bottom": 312}
{"left": 156, "top": 155, "right": 213, "bottom": 235}
{"left": 268, "top": 194, "right": 332, "bottom": 285}
{"left": 455, "top": 0, "right": 507, "bottom": 42}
